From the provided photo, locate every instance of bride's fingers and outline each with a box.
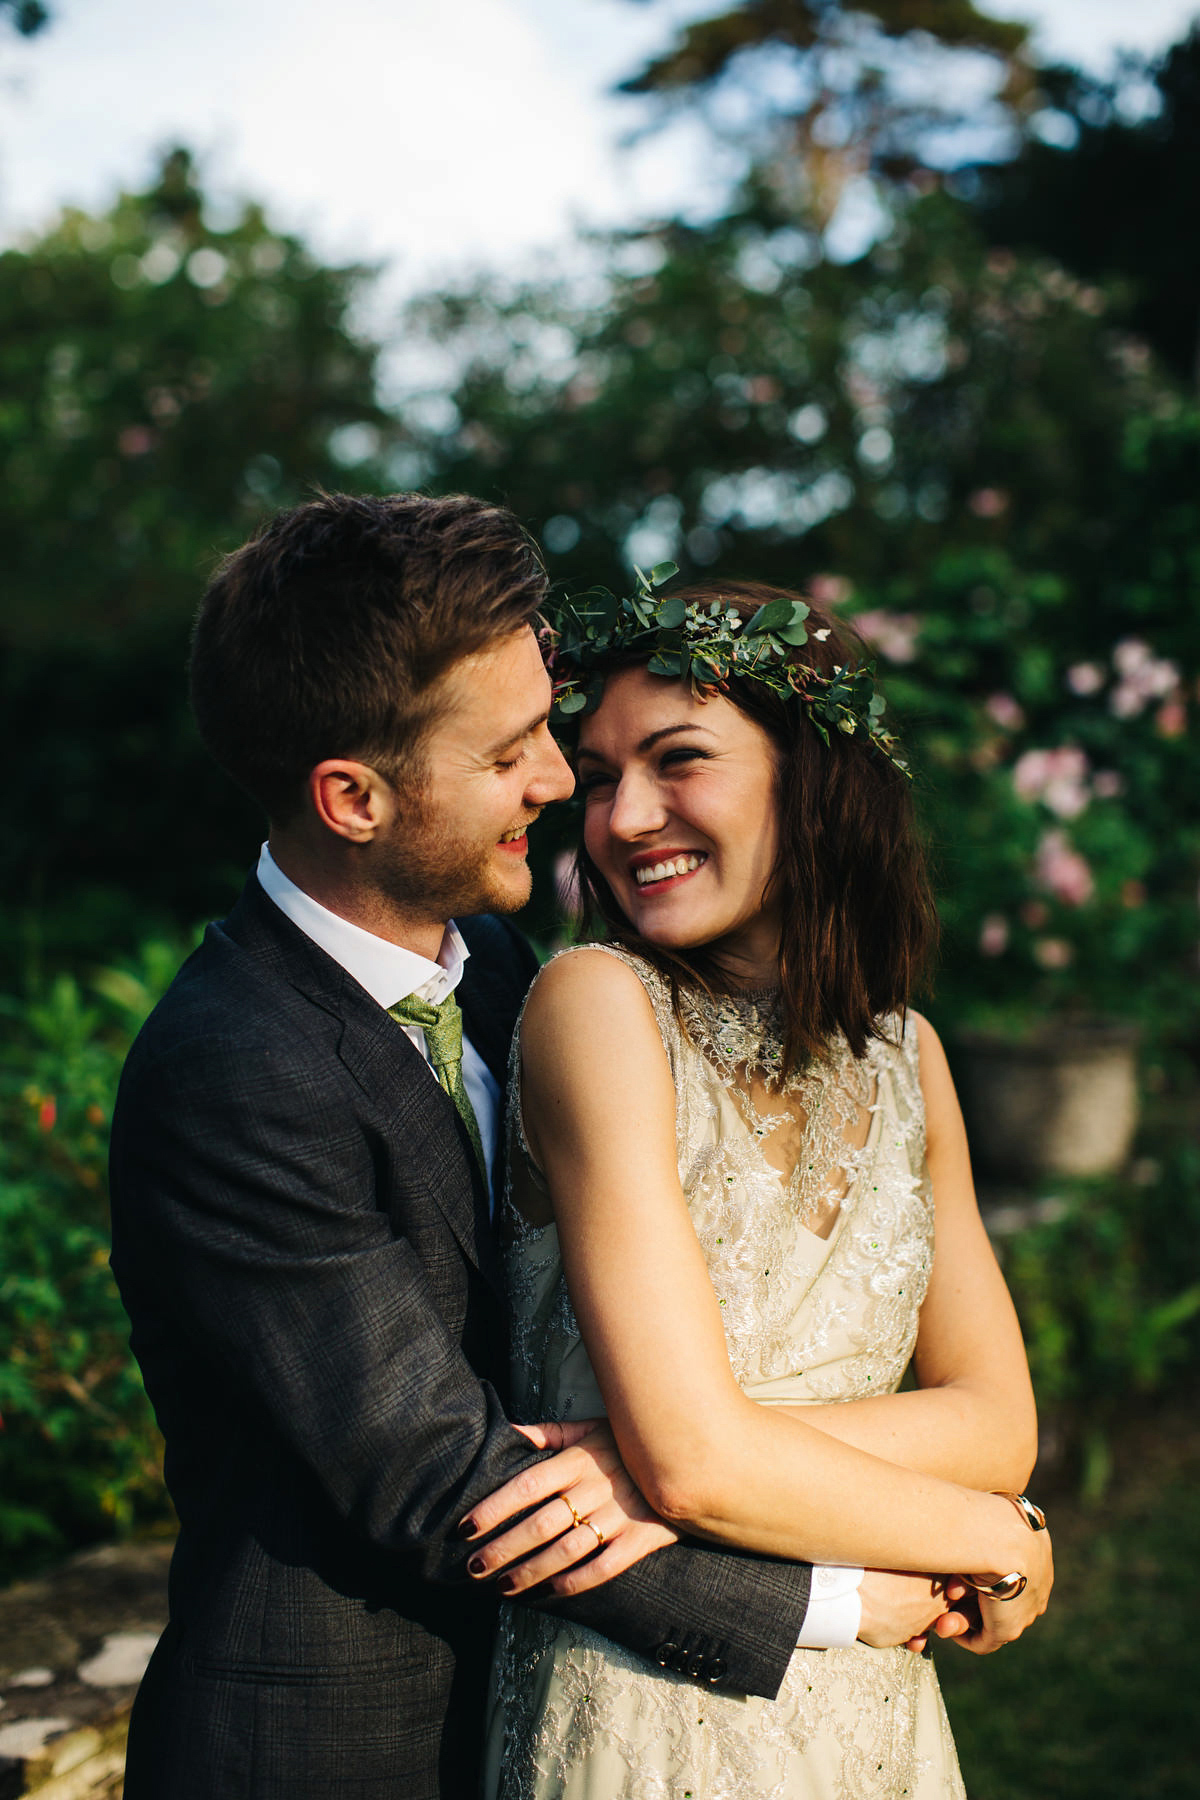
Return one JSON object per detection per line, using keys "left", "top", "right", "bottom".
{"left": 492, "top": 1507, "right": 627, "bottom": 1595}
{"left": 465, "top": 1483, "right": 612, "bottom": 1579}
{"left": 512, "top": 1418, "right": 605, "bottom": 1452}
{"left": 546, "top": 1520, "right": 679, "bottom": 1597}
{"left": 460, "top": 1448, "right": 592, "bottom": 1538}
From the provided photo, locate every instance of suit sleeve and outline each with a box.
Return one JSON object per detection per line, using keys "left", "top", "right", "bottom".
{"left": 111, "top": 1023, "right": 808, "bottom": 1700}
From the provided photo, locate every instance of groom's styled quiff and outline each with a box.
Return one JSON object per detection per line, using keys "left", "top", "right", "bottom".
{"left": 190, "top": 491, "right": 547, "bottom": 820}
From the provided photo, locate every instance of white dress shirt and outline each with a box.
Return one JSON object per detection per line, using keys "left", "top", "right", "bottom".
{"left": 256, "top": 844, "right": 501, "bottom": 1207}
{"left": 255, "top": 844, "right": 860, "bottom": 1648}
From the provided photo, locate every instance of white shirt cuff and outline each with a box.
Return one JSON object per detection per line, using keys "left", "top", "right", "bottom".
{"left": 796, "top": 1565, "right": 864, "bottom": 1648}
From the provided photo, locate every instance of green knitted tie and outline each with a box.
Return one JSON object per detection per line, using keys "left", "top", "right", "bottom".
{"left": 388, "top": 990, "right": 486, "bottom": 1180}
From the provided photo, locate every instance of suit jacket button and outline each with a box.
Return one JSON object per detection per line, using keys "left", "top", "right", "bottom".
{"left": 707, "top": 1658, "right": 727, "bottom": 1685}
{"left": 656, "top": 1642, "right": 679, "bottom": 1668}
{"left": 686, "top": 1652, "right": 705, "bottom": 1679}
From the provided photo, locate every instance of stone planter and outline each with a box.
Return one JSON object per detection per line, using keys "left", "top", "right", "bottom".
{"left": 953, "top": 1022, "right": 1140, "bottom": 1183}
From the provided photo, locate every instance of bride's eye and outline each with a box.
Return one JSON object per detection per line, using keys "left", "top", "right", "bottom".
{"left": 660, "top": 746, "right": 710, "bottom": 769}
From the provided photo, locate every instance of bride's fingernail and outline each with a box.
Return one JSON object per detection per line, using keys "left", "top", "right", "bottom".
{"left": 497, "top": 1575, "right": 517, "bottom": 1594}
{"left": 468, "top": 1555, "right": 487, "bottom": 1576}
{"left": 457, "top": 1517, "right": 476, "bottom": 1538}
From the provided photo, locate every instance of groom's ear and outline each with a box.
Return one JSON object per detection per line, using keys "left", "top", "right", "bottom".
{"left": 308, "top": 759, "right": 391, "bottom": 843}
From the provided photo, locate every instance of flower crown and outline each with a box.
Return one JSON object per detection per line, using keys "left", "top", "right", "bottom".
{"left": 539, "top": 562, "right": 909, "bottom": 775}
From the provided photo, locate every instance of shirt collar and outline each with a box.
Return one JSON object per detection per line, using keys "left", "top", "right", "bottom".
{"left": 256, "top": 843, "right": 469, "bottom": 1010}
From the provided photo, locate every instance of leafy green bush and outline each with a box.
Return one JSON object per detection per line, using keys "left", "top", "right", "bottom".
{"left": 0, "top": 937, "right": 192, "bottom": 1578}
{"left": 998, "top": 1133, "right": 1200, "bottom": 1498}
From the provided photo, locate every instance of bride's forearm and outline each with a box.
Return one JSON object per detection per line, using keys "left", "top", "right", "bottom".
{"left": 637, "top": 1393, "right": 1033, "bottom": 1579}
{"left": 771, "top": 1384, "right": 1037, "bottom": 1493}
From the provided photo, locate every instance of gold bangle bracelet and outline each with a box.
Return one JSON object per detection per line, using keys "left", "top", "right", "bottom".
{"left": 993, "top": 1490, "right": 1047, "bottom": 1532}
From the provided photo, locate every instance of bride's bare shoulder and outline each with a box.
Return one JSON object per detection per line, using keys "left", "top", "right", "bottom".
{"left": 522, "top": 945, "right": 661, "bottom": 1049}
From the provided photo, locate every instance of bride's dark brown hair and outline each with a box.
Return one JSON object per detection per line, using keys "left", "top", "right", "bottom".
{"left": 572, "top": 579, "right": 938, "bottom": 1075}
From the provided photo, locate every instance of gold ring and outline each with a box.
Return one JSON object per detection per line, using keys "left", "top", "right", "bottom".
{"left": 560, "top": 1495, "right": 586, "bottom": 1532}
{"left": 583, "top": 1518, "right": 606, "bottom": 1550}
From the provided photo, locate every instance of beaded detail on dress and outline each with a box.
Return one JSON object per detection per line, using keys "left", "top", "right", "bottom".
{"left": 487, "top": 944, "right": 963, "bottom": 1800}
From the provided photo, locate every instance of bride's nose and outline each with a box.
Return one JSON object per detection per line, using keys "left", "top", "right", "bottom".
{"left": 607, "top": 768, "right": 668, "bottom": 841}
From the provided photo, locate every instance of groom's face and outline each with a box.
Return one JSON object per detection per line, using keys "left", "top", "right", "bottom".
{"left": 375, "top": 625, "right": 574, "bottom": 923}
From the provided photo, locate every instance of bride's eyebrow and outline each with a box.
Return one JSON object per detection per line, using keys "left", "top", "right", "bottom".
{"left": 576, "top": 724, "right": 717, "bottom": 764}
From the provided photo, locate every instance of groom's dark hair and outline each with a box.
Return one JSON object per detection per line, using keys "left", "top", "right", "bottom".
{"left": 190, "top": 491, "right": 547, "bottom": 820}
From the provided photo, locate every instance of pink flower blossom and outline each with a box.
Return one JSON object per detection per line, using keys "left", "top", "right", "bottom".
{"left": 979, "top": 914, "right": 1009, "bottom": 956}
{"left": 852, "top": 610, "right": 922, "bottom": 664}
{"left": 1110, "top": 638, "right": 1180, "bottom": 718}
{"left": 1012, "top": 746, "right": 1090, "bottom": 819}
{"left": 1155, "top": 698, "right": 1187, "bottom": 738}
{"left": 968, "top": 487, "right": 1009, "bottom": 518}
{"left": 1033, "top": 937, "right": 1074, "bottom": 969}
{"left": 1066, "top": 662, "right": 1105, "bottom": 696}
{"left": 1034, "top": 829, "right": 1095, "bottom": 907}
{"left": 985, "top": 693, "right": 1025, "bottom": 731}
{"left": 1021, "top": 900, "right": 1050, "bottom": 929}
{"left": 807, "top": 574, "right": 853, "bottom": 608}
{"left": 1092, "top": 770, "right": 1123, "bottom": 799}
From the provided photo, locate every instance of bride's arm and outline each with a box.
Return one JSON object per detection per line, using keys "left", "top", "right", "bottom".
{"left": 500, "top": 950, "right": 1043, "bottom": 1593}
{"left": 771, "top": 1013, "right": 1038, "bottom": 1493}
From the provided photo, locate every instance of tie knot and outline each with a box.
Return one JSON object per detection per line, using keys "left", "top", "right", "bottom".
{"left": 388, "top": 990, "right": 464, "bottom": 1072}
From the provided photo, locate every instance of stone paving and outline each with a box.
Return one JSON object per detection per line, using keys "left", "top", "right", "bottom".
{"left": 0, "top": 1540, "right": 170, "bottom": 1799}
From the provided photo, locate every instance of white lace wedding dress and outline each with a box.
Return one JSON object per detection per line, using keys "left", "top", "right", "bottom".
{"left": 484, "top": 946, "right": 967, "bottom": 1800}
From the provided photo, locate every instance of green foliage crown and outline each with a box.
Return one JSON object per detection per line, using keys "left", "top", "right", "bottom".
{"left": 541, "top": 563, "right": 908, "bottom": 774}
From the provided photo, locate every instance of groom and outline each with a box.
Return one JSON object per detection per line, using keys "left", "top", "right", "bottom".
{"left": 109, "top": 491, "right": 830, "bottom": 1799}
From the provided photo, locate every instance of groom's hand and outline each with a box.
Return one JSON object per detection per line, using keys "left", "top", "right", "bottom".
{"left": 857, "top": 1572, "right": 973, "bottom": 1653}
{"left": 459, "top": 1419, "right": 679, "bottom": 1597}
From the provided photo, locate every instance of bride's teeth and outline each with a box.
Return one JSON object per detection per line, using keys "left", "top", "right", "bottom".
{"left": 636, "top": 854, "right": 704, "bottom": 885}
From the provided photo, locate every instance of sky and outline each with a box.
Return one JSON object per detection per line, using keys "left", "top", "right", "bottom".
{"left": 1, "top": 0, "right": 1197, "bottom": 297}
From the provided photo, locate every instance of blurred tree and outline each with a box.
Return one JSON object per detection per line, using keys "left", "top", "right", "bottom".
{"left": 2, "top": 149, "right": 397, "bottom": 968}
{"left": 970, "top": 28, "right": 1200, "bottom": 387}
{"left": 616, "top": 0, "right": 1033, "bottom": 226}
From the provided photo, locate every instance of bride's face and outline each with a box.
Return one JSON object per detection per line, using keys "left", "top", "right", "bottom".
{"left": 577, "top": 665, "right": 784, "bottom": 981}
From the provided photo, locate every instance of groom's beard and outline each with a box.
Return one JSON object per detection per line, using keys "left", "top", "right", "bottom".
{"left": 374, "top": 790, "right": 535, "bottom": 924}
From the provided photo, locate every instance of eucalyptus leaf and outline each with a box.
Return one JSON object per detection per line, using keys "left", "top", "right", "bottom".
{"left": 656, "top": 596, "right": 687, "bottom": 629}
{"left": 557, "top": 691, "right": 587, "bottom": 715}
{"left": 775, "top": 621, "right": 810, "bottom": 646}
{"left": 649, "top": 561, "right": 680, "bottom": 587}
{"left": 648, "top": 651, "right": 682, "bottom": 677}
{"left": 744, "top": 598, "right": 798, "bottom": 636}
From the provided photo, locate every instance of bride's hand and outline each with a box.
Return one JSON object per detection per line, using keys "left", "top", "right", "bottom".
{"left": 459, "top": 1420, "right": 679, "bottom": 1596}
{"left": 953, "top": 1506, "right": 1054, "bottom": 1654}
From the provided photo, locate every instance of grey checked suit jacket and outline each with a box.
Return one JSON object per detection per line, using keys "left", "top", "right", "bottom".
{"left": 108, "top": 876, "right": 812, "bottom": 1799}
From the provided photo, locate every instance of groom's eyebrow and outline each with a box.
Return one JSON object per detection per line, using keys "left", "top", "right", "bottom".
{"left": 485, "top": 707, "right": 552, "bottom": 757}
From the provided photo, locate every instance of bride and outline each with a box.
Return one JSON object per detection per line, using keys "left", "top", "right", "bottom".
{"left": 469, "top": 576, "right": 1052, "bottom": 1798}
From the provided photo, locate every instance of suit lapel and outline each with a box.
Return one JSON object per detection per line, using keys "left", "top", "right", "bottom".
{"left": 224, "top": 878, "right": 500, "bottom": 1287}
